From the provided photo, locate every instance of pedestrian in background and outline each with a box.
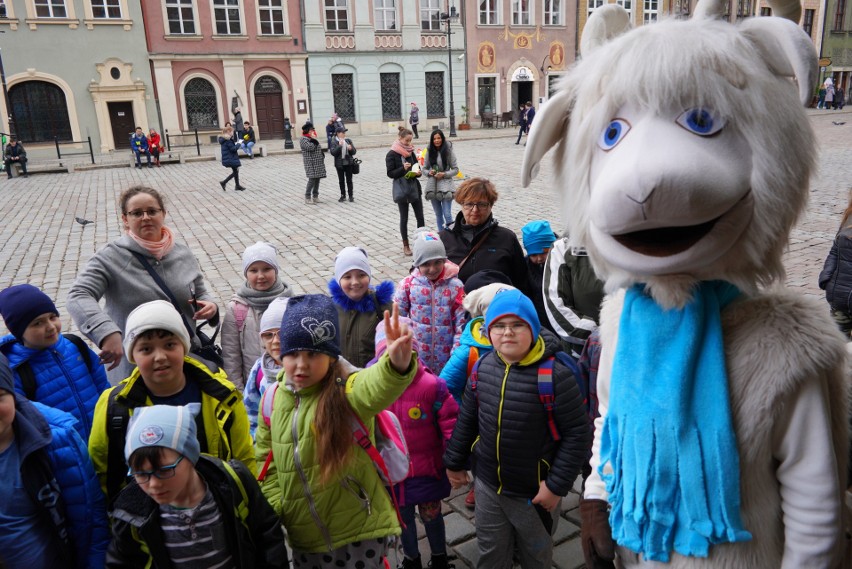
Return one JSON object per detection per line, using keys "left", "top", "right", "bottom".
{"left": 130, "top": 127, "right": 152, "bottom": 168}
{"left": 147, "top": 128, "right": 163, "bottom": 167}
{"left": 386, "top": 127, "right": 425, "bottom": 256}
{"left": 410, "top": 102, "right": 420, "bottom": 139}
{"left": 4, "top": 137, "right": 27, "bottom": 178}
{"left": 300, "top": 121, "right": 326, "bottom": 205}
{"left": 241, "top": 121, "right": 256, "bottom": 159}
{"left": 325, "top": 118, "right": 336, "bottom": 149}
{"left": 515, "top": 105, "right": 528, "bottom": 145}
{"left": 330, "top": 126, "right": 357, "bottom": 202}
{"left": 233, "top": 107, "right": 244, "bottom": 134}
{"left": 219, "top": 125, "right": 245, "bottom": 191}
{"left": 423, "top": 129, "right": 459, "bottom": 231}
{"left": 819, "top": 190, "right": 852, "bottom": 337}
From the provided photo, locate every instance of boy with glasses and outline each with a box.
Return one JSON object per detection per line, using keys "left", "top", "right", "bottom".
{"left": 443, "top": 288, "right": 590, "bottom": 568}
{"left": 108, "top": 404, "right": 288, "bottom": 568}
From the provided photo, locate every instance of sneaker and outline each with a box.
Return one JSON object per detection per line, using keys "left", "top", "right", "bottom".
{"left": 338, "top": 196, "right": 346, "bottom": 202}
{"left": 147, "top": 164, "right": 153, "bottom": 168}
{"left": 348, "top": 196, "right": 354, "bottom": 202}
{"left": 305, "top": 197, "right": 314, "bottom": 205}
{"left": 220, "top": 181, "right": 227, "bottom": 191}
{"left": 464, "top": 488, "right": 475, "bottom": 509}
{"left": 312, "top": 197, "right": 320, "bottom": 204}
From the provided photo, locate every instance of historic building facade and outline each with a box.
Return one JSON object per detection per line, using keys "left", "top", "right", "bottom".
{"left": 818, "top": 0, "right": 852, "bottom": 96}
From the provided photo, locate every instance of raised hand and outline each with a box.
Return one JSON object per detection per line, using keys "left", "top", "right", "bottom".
{"left": 383, "top": 302, "right": 413, "bottom": 373}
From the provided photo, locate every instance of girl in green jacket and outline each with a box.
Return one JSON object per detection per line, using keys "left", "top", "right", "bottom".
{"left": 256, "top": 294, "right": 416, "bottom": 568}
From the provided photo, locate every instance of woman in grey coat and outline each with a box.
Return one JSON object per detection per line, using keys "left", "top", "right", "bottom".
{"left": 422, "top": 129, "right": 459, "bottom": 232}
{"left": 300, "top": 121, "right": 326, "bottom": 205}
{"left": 67, "top": 186, "right": 218, "bottom": 383}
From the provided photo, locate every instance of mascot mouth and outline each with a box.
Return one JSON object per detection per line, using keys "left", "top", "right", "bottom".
{"left": 613, "top": 218, "right": 720, "bottom": 257}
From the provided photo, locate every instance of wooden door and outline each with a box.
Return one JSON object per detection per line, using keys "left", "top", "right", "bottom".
{"left": 254, "top": 76, "right": 285, "bottom": 138}
{"left": 107, "top": 101, "right": 136, "bottom": 150}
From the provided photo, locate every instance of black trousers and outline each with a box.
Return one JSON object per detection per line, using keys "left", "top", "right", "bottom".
{"left": 412, "top": 124, "right": 419, "bottom": 138}
{"left": 5, "top": 158, "right": 26, "bottom": 176}
{"left": 398, "top": 198, "right": 425, "bottom": 241}
{"left": 223, "top": 166, "right": 240, "bottom": 188}
{"left": 336, "top": 166, "right": 354, "bottom": 197}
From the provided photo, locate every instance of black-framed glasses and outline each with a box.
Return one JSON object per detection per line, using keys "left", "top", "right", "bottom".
{"left": 125, "top": 208, "right": 163, "bottom": 219}
{"left": 128, "top": 455, "right": 185, "bottom": 484}
{"left": 461, "top": 202, "right": 491, "bottom": 211}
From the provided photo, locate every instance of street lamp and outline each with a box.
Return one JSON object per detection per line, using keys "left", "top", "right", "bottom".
{"left": 440, "top": 4, "right": 459, "bottom": 137}
{"left": 0, "top": 33, "right": 13, "bottom": 139}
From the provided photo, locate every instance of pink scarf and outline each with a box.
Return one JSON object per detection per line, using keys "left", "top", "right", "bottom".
{"left": 391, "top": 139, "right": 414, "bottom": 158}
{"left": 129, "top": 226, "right": 175, "bottom": 260}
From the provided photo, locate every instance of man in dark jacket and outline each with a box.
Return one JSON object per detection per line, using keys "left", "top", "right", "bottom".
{"left": 4, "top": 138, "right": 28, "bottom": 178}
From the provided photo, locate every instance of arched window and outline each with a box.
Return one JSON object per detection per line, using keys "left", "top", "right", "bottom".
{"left": 184, "top": 77, "right": 218, "bottom": 129}
{"left": 9, "top": 81, "right": 72, "bottom": 142}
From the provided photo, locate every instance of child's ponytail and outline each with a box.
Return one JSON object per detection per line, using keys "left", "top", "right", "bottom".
{"left": 315, "top": 360, "right": 354, "bottom": 484}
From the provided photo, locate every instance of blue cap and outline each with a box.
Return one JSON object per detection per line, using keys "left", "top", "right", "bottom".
{"left": 484, "top": 288, "right": 541, "bottom": 340}
{"left": 521, "top": 220, "right": 558, "bottom": 255}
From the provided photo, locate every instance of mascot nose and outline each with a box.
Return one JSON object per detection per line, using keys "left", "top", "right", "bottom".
{"left": 626, "top": 188, "right": 655, "bottom": 221}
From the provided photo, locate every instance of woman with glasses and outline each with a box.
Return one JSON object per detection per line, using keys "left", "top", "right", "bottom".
{"left": 67, "top": 186, "right": 219, "bottom": 382}
{"left": 439, "top": 177, "right": 530, "bottom": 293}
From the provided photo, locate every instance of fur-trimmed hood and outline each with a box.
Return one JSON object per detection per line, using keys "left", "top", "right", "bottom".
{"left": 328, "top": 279, "right": 394, "bottom": 313}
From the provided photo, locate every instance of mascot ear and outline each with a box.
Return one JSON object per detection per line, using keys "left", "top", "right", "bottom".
{"left": 740, "top": 17, "right": 817, "bottom": 106}
{"left": 580, "top": 4, "right": 631, "bottom": 55}
{"left": 520, "top": 88, "right": 572, "bottom": 187}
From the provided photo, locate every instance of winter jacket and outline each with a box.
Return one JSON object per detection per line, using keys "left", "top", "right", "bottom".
{"left": 586, "top": 289, "right": 850, "bottom": 568}
{"left": 300, "top": 135, "right": 326, "bottom": 178}
{"left": 255, "top": 353, "right": 418, "bottom": 553}
{"left": 386, "top": 361, "right": 459, "bottom": 505}
{"left": 129, "top": 134, "right": 149, "bottom": 154}
{"left": 241, "top": 127, "right": 256, "bottom": 144}
{"left": 422, "top": 144, "right": 459, "bottom": 202}
{"left": 106, "top": 455, "right": 288, "bottom": 569}
{"left": 329, "top": 279, "right": 395, "bottom": 368}
{"left": 330, "top": 136, "right": 357, "bottom": 168}
{"left": 819, "top": 225, "right": 852, "bottom": 315}
{"left": 88, "top": 356, "right": 255, "bottom": 502}
{"left": 12, "top": 399, "right": 109, "bottom": 569}
{"left": 410, "top": 106, "right": 420, "bottom": 126}
{"left": 243, "top": 354, "right": 279, "bottom": 438}
{"left": 394, "top": 261, "right": 466, "bottom": 373}
{"left": 386, "top": 148, "right": 421, "bottom": 183}
{"left": 147, "top": 133, "right": 162, "bottom": 152}
{"left": 4, "top": 142, "right": 26, "bottom": 161}
{"left": 67, "top": 236, "right": 216, "bottom": 381}
{"left": 0, "top": 333, "right": 109, "bottom": 440}
{"left": 219, "top": 136, "right": 242, "bottom": 168}
{"left": 439, "top": 317, "right": 492, "bottom": 404}
{"left": 439, "top": 212, "right": 530, "bottom": 294}
{"left": 443, "top": 330, "right": 591, "bottom": 499}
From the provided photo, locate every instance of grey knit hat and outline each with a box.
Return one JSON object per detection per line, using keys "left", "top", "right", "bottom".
{"left": 334, "top": 246, "right": 372, "bottom": 284}
{"left": 242, "top": 242, "right": 280, "bottom": 277}
{"left": 412, "top": 230, "right": 446, "bottom": 268}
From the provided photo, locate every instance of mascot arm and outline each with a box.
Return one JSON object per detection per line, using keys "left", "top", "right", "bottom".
{"left": 773, "top": 376, "right": 843, "bottom": 569}
{"left": 583, "top": 355, "right": 611, "bottom": 501}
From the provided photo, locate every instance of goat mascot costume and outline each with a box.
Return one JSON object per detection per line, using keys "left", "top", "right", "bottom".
{"left": 522, "top": 0, "right": 851, "bottom": 566}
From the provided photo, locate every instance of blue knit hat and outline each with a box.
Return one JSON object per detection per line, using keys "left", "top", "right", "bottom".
{"left": 484, "top": 288, "right": 541, "bottom": 340}
{"left": 125, "top": 404, "right": 202, "bottom": 465}
{"left": 279, "top": 294, "right": 341, "bottom": 359}
{"left": 521, "top": 220, "right": 558, "bottom": 255}
{"left": 0, "top": 284, "right": 59, "bottom": 341}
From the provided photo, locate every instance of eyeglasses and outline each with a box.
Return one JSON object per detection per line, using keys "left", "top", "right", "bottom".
{"left": 125, "top": 208, "right": 163, "bottom": 219}
{"left": 461, "top": 202, "right": 491, "bottom": 211}
{"left": 128, "top": 455, "right": 185, "bottom": 484}
{"left": 489, "top": 322, "right": 528, "bottom": 335}
{"left": 260, "top": 330, "right": 279, "bottom": 342}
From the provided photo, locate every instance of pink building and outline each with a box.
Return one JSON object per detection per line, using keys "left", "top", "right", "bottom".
{"left": 141, "top": 0, "right": 309, "bottom": 142}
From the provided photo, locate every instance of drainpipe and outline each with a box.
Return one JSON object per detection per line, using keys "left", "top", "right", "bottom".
{"left": 300, "top": 0, "right": 313, "bottom": 121}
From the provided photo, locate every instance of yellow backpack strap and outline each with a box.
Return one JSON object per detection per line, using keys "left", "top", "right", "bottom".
{"left": 220, "top": 460, "right": 251, "bottom": 532}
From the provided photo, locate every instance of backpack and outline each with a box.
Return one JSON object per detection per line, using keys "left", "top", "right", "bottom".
{"left": 16, "top": 334, "right": 94, "bottom": 401}
{"left": 233, "top": 302, "right": 250, "bottom": 333}
{"left": 469, "top": 352, "right": 582, "bottom": 442}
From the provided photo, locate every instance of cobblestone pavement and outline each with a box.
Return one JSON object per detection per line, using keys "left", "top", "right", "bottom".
{"left": 0, "top": 110, "right": 850, "bottom": 568}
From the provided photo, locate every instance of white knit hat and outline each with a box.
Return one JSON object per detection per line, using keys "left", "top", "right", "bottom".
{"left": 259, "top": 297, "right": 289, "bottom": 333}
{"left": 123, "top": 300, "right": 191, "bottom": 363}
{"left": 242, "top": 242, "right": 280, "bottom": 277}
{"left": 334, "top": 246, "right": 372, "bottom": 284}
{"left": 462, "top": 283, "right": 517, "bottom": 318}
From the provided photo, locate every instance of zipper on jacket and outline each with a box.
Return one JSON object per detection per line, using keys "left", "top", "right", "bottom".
{"left": 291, "top": 393, "right": 334, "bottom": 551}
{"left": 340, "top": 475, "right": 372, "bottom": 516}
{"left": 495, "top": 363, "right": 511, "bottom": 494}
{"left": 52, "top": 349, "right": 91, "bottom": 435}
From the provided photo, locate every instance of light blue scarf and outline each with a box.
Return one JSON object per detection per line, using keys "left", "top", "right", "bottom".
{"left": 600, "top": 281, "right": 751, "bottom": 562}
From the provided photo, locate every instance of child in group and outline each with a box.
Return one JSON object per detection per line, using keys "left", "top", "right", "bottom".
{"left": 443, "top": 289, "right": 591, "bottom": 568}
{"left": 0, "top": 283, "right": 109, "bottom": 440}
{"left": 107, "top": 404, "right": 289, "bottom": 568}
{"left": 394, "top": 230, "right": 466, "bottom": 373}
{"left": 0, "top": 352, "right": 109, "bottom": 569}
{"left": 243, "top": 297, "right": 288, "bottom": 438}
{"left": 521, "top": 220, "right": 558, "bottom": 335}
{"left": 375, "top": 318, "right": 460, "bottom": 569}
{"left": 222, "top": 242, "right": 293, "bottom": 390}
{"left": 255, "top": 294, "right": 417, "bottom": 568}
{"left": 89, "top": 300, "right": 255, "bottom": 504}
{"left": 328, "top": 246, "right": 395, "bottom": 367}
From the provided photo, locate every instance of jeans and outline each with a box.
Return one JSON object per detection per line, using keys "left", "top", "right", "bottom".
{"left": 398, "top": 198, "right": 425, "bottom": 241}
{"left": 430, "top": 199, "right": 453, "bottom": 232}
{"left": 133, "top": 149, "right": 151, "bottom": 166}
{"left": 400, "top": 501, "right": 446, "bottom": 559}
{"left": 336, "top": 165, "right": 354, "bottom": 197}
{"left": 516, "top": 125, "right": 527, "bottom": 144}
{"left": 243, "top": 141, "right": 255, "bottom": 156}
{"left": 305, "top": 177, "right": 320, "bottom": 198}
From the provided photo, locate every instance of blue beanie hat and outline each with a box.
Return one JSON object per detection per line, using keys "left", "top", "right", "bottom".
{"left": 521, "top": 220, "right": 558, "bottom": 255}
{"left": 124, "top": 404, "right": 202, "bottom": 465}
{"left": 278, "top": 294, "right": 341, "bottom": 359}
{"left": 0, "top": 284, "right": 59, "bottom": 341}
{"left": 484, "top": 288, "right": 541, "bottom": 340}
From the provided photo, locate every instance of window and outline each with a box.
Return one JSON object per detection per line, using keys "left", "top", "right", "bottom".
{"left": 643, "top": 0, "right": 658, "bottom": 22}
{"left": 380, "top": 73, "right": 402, "bottom": 120}
{"left": 673, "top": 0, "right": 689, "bottom": 16}
{"left": 34, "top": 0, "right": 67, "bottom": 17}
{"left": 213, "top": 0, "right": 241, "bottom": 34}
{"left": 91, "top": 0, "right": 121, "bottom": 18}
{"left": 332, "top": 74, "right": 356, "bottom": 122}
{"left": 802, "top": 8, "right": 814, "bottom": 35}
{"left": 425, "top": 72, "right": 445, "bottom": 117}
{"left": 9, "top": 81, "right": 72, "bottom": 142}
{"left": 479, "top": 0, "right": 498, "bottom": 24}
{"left": 478, "top": 76, "right": 496, "bottom": 115}
{"left": 759, "top": 6, "right": 771, "bottom": 15}
{"left": 166, "top": 0, "right": 195, "bottom": 34}
{"left": 421, "top": 0, "right": 441, "bottom": 30}
{"left": 374, "top": 0, "right": 396, "bottom": 30}
{"left": 736, "top": 0, "right": 751, "bottom": 20}
{"left": 512, "top": 0, "right": 531, "bottom": 24}
{"left": 547, "top": 74, "right": 564, "bottom": 98}
{"left": 259, "top": 0, "right": 286, "bottom": 34}
{"left": 587, "top": 0, "right": 605, "bottom": 17}
{"left": 723, "top": 0, "right": 730, "bottom": 18}
{"left": 834, "top": 0, "right": 845, "bottom": 31}
{"left": 616, "top": 0, "right": 632, "bottom": 18}
{"left": 184, "top": 78, "right": 218, "bottom": 129}
{"left": 544, "top": 0, "right": 562, "bottom": 25}
{"left": 325, "top": 0, "right": 349, "bottom": 31}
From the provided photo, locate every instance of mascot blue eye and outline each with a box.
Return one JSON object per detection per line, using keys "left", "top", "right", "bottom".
{"left": 598, "top": 119, "right": 631, "bottom": 150}
{"left": 676, "top": 108, "right": 724, "bottom": 136}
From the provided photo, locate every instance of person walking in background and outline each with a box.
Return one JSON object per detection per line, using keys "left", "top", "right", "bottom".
{"left": 515, "top": 105, "right": 528, "bottom": 145}
{"left": 241, "top": 121, "right": 256, "bottom": 158}
{"left": 330, "top": 126, "right": 357, "bottom": 202}
{"left": 423, "top": 129, "right": 459, "bottom": 231}
{"left": 824, "top": 81, "right": 835, "bottom": 110}
{"left": 410, "top": 102, "right": 420, "bottom": 139}
{"left": 219, "top": 125, "right": 245, "bottom": 191}
{"left": 325, "top": 118, "right": 336, "bottom": 149}
{"left": 147, "top": 128, "right": 163, "bottom": 167}
{"left": 300, "top": 121, "right": 326, "bottom": 205}
{"left": 834, "top": 86, "right": 845, "bottom": 110}
{"left": 4, "top": 137, "right": 27, "bottom": 178}
{"left": 525, "top": 101, "right": 536, "bottom": 131}
{"left": 387, "top": 127, "right": 425, "bottom": 255}
{"left": 130, "top": 127, "right": 152, "bottom": 168}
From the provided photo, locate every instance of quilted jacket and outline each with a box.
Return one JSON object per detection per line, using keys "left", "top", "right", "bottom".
{"left": 819, "top": 225, "right": 852, "bottom": 314}
{"left": 219, "top": 136, "right": 242, "bottom": 168}
{"left": 439, "top": 317, "right": 493, "bottom": 404}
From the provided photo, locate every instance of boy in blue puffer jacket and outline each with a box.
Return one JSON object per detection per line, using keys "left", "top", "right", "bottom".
{"left": 0, "top": 284, "right": 109, "bottom": 440}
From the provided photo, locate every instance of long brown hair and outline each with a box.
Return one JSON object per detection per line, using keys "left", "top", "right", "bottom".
{"left": 841, "top": 189, "right": 852, "bottom": 229}
{"left": 314, "top": 359, "right": 354, "bottom": 485}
